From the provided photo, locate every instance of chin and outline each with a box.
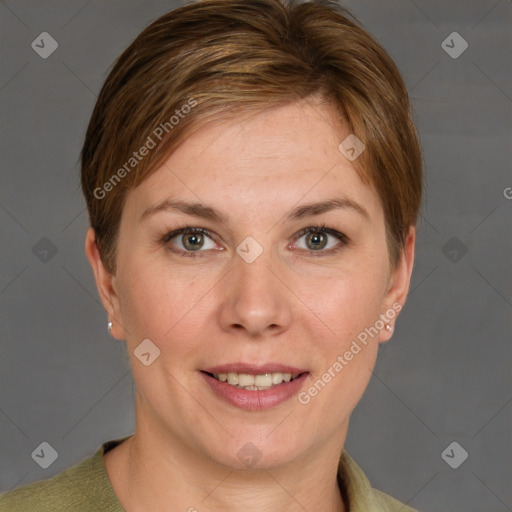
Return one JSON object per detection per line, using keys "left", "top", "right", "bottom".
{"left": 204, "top": 430, "right": 308, "bottom": 472}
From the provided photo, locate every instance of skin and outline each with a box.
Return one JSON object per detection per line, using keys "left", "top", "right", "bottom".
{"left": 85, "top": 96, "right": 415, "bottom": 512}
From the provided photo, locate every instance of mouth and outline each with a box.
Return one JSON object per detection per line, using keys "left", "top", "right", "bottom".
{"left": 201, "top": 371, "right": 305, "bottom": 391}
{"left": 200, "top": 365, "right": 310, "bottom": 411}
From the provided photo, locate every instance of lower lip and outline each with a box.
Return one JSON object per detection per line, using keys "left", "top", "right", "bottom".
{"left": 200, "top": 372, "right": 309, "bottom": 411}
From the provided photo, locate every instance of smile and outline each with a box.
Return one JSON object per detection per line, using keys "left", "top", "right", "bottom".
{"left": 209, "top": 371, "right": 301, "bottom": 390}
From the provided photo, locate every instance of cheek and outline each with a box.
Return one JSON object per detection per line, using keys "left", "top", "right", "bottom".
{"left": 299, "top": 275, "right": 384, "bottom": 418}
{"left": 297, "top": 265, "right": 388, "bottom": 349}
{"left": 116, "top": 257, "right": 217, "bottom": 347}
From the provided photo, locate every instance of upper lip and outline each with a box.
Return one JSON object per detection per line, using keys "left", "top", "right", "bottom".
{"left": 202, "top": 363, "right": 308, "bottom": 375}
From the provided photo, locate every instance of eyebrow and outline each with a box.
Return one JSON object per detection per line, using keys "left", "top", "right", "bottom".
{"left": 139, "top": 197, "right": 369, "bottom": 223}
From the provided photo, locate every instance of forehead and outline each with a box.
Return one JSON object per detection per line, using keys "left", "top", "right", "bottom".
{"left": 168, "top": 99, "right": 346, "bottom": 176}
{"left": 123, "top": 100, "right": 383, "bottom": 225}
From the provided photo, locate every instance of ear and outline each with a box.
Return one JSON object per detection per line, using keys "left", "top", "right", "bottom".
{"left": 85, "top": 227, "right": 126, "bottom": 340}
{"left": 378, "top": 226, "right": 416, "bottom": 343}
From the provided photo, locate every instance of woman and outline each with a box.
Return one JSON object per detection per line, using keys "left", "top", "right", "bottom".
{"left": 0, "top": 0, "right": 422, "bottom": 510}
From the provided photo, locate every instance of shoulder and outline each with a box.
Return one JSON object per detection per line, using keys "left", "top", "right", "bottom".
{"left": 372, "top": 488, "right": 417, "bottom": 512}
{"left": 339, "top": 451, "right": 418, "bottom": 512}
{"left": 0, "top": 438, "right": 129, "bottom": 512}
{"left": 0, "top": 465, "right": 82, "bottom": 512}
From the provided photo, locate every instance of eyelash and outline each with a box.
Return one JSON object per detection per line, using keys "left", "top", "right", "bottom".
{"left": 158, "top": 223, "right": 350, "bottom": 258}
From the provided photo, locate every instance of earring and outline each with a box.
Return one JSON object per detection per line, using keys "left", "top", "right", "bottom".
{"left": 385, "top": 324, "right": 392, "bottom": 331}
{"left": 107, "top": 321, "right": 114, "bottom": 338}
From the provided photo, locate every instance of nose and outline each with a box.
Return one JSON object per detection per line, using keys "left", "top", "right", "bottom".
{"left": 217, "top": 248, "right": 293, "bottom": 338}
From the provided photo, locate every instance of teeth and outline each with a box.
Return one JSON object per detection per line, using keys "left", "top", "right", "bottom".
{"left": 213, "top": 372, "right": 298, "bottom": 390}
{"left": 227, "top": 373, "right": 238, "bottom": 385}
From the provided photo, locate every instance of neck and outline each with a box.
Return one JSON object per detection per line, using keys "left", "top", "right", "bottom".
{"left": 104, "top": 400, "right": 348, "bottom": 512}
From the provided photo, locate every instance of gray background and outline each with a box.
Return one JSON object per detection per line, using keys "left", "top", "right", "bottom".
{"left": 0, "top": 0, "right": 511, "bottom": 510}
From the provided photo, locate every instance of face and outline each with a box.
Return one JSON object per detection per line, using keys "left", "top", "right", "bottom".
{"left": 87, "top": 97, "right": 414, "bottom": 470}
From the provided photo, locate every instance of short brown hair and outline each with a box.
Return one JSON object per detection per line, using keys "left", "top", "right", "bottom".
{"left": 81, "top": 0, "right": 422, "bottom": 274}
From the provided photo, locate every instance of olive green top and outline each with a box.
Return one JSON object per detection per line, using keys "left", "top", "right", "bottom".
{"left": 0, "top": 436, "right": 417, "bottom": 511}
